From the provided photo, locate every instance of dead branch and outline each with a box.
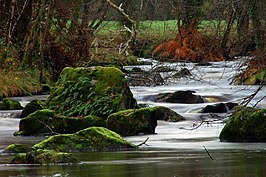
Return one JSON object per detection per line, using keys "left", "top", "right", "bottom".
{"left": 240, "top": 83, "right": 265, "bottom": 107}
{"left": 104, "top": 0, "right": 137, "bottom": 56}
{"left": 203, "top": 146, "right": 214, "bottom": 160}
{"left": 137, "top": 137, "right": 149, "bottom": 146}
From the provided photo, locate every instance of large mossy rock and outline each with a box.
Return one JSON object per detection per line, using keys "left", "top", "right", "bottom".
{"left": 20, "top": 99, "right": 47, "bottom": 118}
{"left": 32, "top": 127, "right": 136, "bottom": 152}
{"left": 11, "top": 150, "right": 78, "bottom": 164}
{"left": 106, "top": 106, "right": 184, "bottom": 136}
{"left": 46, "top": 67, "right": 136, "bottom": 117}
{"left": 14, "top": 109, "right": 105, "bottom": 136}
{"left": 0, "top": 99, "right": 23, "bottom": 110}
{"left": 219, "top": 107, "right": 266, "bottom": 142}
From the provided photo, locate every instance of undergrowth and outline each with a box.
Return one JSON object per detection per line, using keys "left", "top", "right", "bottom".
{"left": 0, "top": 69, "right": 42, "bottom": 98}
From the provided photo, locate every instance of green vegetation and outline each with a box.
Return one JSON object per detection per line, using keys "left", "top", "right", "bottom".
{"left": 0, "top": 69, "right": 42, "bottom": 98}
{"left": 14, "top": 109, "right": 105, "bottom": 136}
{"left": 11, "top": 149, "right": 78, "bottom": 164}
{"left": 106, "top": 106, "right": 184, "bottom": 136}
{"left": 0, "top": 99, "right": 23, "bottom": 110}
{"left": 20, "top": 99, "right": 47, "bottom": 118}
{"left": 32, "top": 127, "right": 136, "bottom": 152}
{"left": 3, "top": 144, "right": 31, "bottom": 153}
{"left": 220, "top": 107, "right": 266, "bottom": 142}
{"left": 46, "top": 67, "right": 136, "bottom": 117}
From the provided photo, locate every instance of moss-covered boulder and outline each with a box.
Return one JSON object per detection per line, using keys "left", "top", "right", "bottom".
{"left": 106, "top": 106, "right": 184, "bottom": 136}
{"left": 32, "top": 127, "right": 136, "bottom": 152}
{"left": 14, "top": 109, "right": 106, "bottom": 136}
{"left": 46, "top": 67, "right": 136, "bottom": 117}
{"left": 2, "top": 144, "right": 31, "bottom": 153}
{"left": 234, "top": 70, "right": 266, "bottom": 85}
{"left": 219, "top": 107, "right": 266, "bottom": 142}
{"left": 0, "top": 99, "right": 23, "bottom": 110}
{"left": 20, "top": 99, "right": 47, "bottom": 118}
{"left": 11, "top": 149, "right": 78, "bottom": 164}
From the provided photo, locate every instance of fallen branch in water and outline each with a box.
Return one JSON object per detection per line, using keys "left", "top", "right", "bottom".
{"left": 203, "top": 146, "right": 214, "bottom": 160}
{"left": 137, "top": 137, "right": 149, "bottom": 146}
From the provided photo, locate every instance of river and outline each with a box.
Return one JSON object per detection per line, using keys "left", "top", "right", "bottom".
{"left": 0, "top": 59, "right": 266, "bottom": 177}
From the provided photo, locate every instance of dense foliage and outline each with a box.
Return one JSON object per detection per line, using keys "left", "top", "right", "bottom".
{"left": 0, "top": 0, "right": 265, "bottom": 97}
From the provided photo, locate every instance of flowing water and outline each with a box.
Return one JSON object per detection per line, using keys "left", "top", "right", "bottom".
{"left": 0, "top": 59, "right": 266, "bottom": 177}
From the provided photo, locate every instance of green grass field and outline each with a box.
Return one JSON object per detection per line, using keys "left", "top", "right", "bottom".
{"left": 97, "top": 20, "right": 228, "bottom": 42}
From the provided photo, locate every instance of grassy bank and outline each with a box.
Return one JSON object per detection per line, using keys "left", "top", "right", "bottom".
{"left": 0, "top": 69, "right": 42, "bottom": 98}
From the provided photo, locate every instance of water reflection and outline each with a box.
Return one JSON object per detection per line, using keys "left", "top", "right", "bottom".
{"left": 1, "top": 150, "right": 266, "bottom": 177}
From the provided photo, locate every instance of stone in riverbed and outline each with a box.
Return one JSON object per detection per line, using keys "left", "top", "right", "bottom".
{"left": 46, "top": 66, "right": 137, "bottom": 117}
{"left": 219, "top": 107, "right": 266, "bottom": 142}
{"left": 106, "top": 106, "right": 184, "bottom": 136}
{"left": 11, "top": 149, "right": 78, "bottom": 164}
{"left": 14, "top": 109, "right": 106, "bottom": 136}
{"left": 154, "top": 90, "right": 204, "bottom": 104}
{"left": 0, "top": 99, "right": 23, "bottom": 110}
{"left": 202, "top": 102, "right": 238, "bottom": 113}
{"left": 32, "top": 127, "right": 136, "bottom": 152}
{"left": 20, "top": 99, "right": 47, "bottom": 118}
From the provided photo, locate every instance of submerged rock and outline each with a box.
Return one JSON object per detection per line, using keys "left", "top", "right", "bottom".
{"left": 0, "top": 99, "right": 23, "bottom": 110}
{"left": 106, "top": 106, "right": 184, "bottom": 136}
{"left": 219, "top": 107, "right": 266, "bottom": 142}
{"left": 20, "top": 99, "right": 47, "bottom": 118}
{"left": 46, "top": 67, "right": 136, "bottom": 117}
{"left": 11, "top": 149, "right": 78, "bottom": 164}
{"left": 15, "top": 109, "right": 105, "bottom": 136}
{"left": 154, "top": 90, "right": 204, "bottom": 104}
{"left": 32, "top": 127, "right": 136, "bottom": 152}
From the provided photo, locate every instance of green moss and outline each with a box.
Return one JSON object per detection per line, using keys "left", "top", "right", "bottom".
{"left": 3, "top": 144, "right": 31, "bottom": 153}
{"left": 20, "top": 99, "right": 47, "bottom": 118}
{"left": 106, "top": 106, "right": 184, "bottom": 136}
{"left": 11, "top": 153, "right": 27, "bottom": 164}
{"left": 46, "top": 67, "right": 136, "bottom": 117}
{"left": 0, "top": 99, "right": 23, "bottom": 110}
{"left": 32, "top": 127, "right": 136, "bottom": 152}
{"left": 11, "top": 150, "right": 78, "bottom": 164}
{"left": 15, "top": 109, "right": 106, "bottom": 136}
{"left": 219, "top": 107, "right": 266, "bottom": 142}
{"left": 244, "top": 70, "right": 266, "bottom": 85}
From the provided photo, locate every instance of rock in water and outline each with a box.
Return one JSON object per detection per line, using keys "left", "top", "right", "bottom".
{"left": 14, "top": 109, "right": 106, "bottom": 136}
{"left": 32, "top": 127, "right": 136, "bottom": 152}
{"left": 20, "top": 99, "right": 47, "bottom": 118}
{"left": 106, "top": 106, "right": 184, "bottom": 136}
{"left": 220, "top": 107, "right": 266, "bottom": 142}
{"left": 46, "top": 67, "right": 137, "bottom": 117}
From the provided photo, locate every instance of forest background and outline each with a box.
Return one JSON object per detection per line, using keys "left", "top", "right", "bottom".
{"left": 0, "top": 0, "right": 265, "bottom": 98}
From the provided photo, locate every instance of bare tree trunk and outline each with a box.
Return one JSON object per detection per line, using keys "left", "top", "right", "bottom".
{"left": 250, "top": 0, "right": 264, "bottom": 50}
{"left": 7, "top": 0, "right": 15, "bottom": 45}
{"left": 105, "top": 0, "right": 138, "bottom": 56}
{"left": 221, "top": 7, "right": 237, "bottom": 58}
